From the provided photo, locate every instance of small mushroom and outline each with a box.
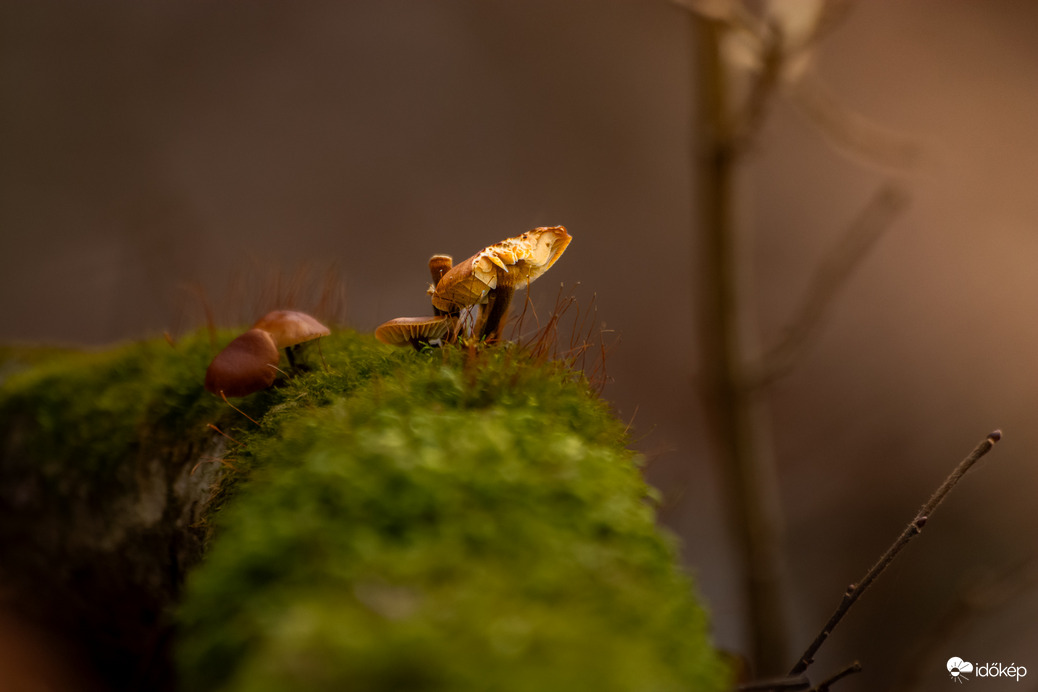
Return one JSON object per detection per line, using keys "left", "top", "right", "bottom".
{"left": 251, "top": 310, "right": 331, "bottom": 368}
{"left": 430, "top": 226, "right": 572, "bottom": 339}
{"left": 428, "top": 255, "right": 454, "bottom": 317}
{"left": 429, "top": 254, "right": 495, "bottom": 315}
{"left": 204, "top": 328, "right": 280, "bottom": 398}
{"left": 375, "top": 315, "right": 451, "bottom": 350}
{"left": 428, "top": 254, "right": 453, "bottom": 285}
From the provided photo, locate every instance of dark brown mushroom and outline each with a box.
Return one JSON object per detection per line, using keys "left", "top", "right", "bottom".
{"left": 204, "top": 328, "right": 280, "bottom": 398}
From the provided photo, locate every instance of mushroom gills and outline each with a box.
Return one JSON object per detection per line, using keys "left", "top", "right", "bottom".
{"left": 375, "top": 315, "right": 452, "bottom": 350}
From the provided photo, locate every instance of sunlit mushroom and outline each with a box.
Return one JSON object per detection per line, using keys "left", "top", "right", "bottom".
{"left": 374, "top": 315, "right": 451, "bottom": 350}
{"left": 204, "top": 328, "right": 280, "bottom": 398}
{"left": 430, "top": 226, "right": 572, "bottom": 339}
{"left": 251, "top": 310, "right": 331, "bottom": 368}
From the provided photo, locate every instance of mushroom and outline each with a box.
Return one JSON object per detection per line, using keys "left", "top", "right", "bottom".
{"left": 428, "top": 254, "right": 453, "bottom": 285}
{"left": 430, "top": 226, "right": 572, "bottom": 339}
{"left": 204, "top": 328, "right": 280, "bottom": 398}
{"left": 428, "top": 255, "right": 453, "bottom": 316}
{"left": 374, "top": 315, "right": 451, "bottom": 350}
{"left": 251, "top": 310, "right": 331, "bottom": 369}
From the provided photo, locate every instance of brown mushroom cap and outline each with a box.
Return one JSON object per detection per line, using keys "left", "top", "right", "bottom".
{"left": 429, "top": 226, "right": 572, "bottom": 312}
{"left": 204, "top": 329, "right": 280, "bottom": 397}
{"left": 429, "top": 255, "right": 493, "bottom": 313}
{"left": 374, "top": 315, "right": 451, "bottom": 346}
{"left": 428, "top": 254, "right": 453, "bottom": 285}
{"left": 251, "top": 310, "right": 331, "bottom": 349}
{"left": 506, "top": 225, "right": 572, "bottom": 284}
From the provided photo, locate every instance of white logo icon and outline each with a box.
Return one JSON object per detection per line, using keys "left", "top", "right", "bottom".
{"left": 948, "top": 657, "right": 974, "bottom": 684}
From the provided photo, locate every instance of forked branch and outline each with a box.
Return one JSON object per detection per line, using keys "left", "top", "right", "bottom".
{"left": 788, "top": 430, "right": 1002, "bottom": 676}
{"left": 808, "top": 661, "right": 862, "bottom": 692}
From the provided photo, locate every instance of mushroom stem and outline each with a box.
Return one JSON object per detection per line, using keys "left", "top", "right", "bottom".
{"left": 283, "top": 344, "right": 315, "bottom": 372}
{"left": 478, "top": 286, "right": 515, "bottom": 341}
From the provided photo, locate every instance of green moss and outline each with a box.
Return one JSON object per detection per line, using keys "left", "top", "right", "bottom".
{"left": 1, "top": 330, "right": 729, "bottom": 691}
{"left": 0, "top": 334, "right": 231, "bottom": 494}
{"left": 178, "top": 338, "right": 728, "bottom": 691}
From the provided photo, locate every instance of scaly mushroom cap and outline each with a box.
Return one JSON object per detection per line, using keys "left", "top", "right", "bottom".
{"left": 374, "top": 315, "right": 451, "bottom": 346}
{"left": 430, "top": 226, "right": 572, "bottom": 312}
{"left": 493, "top": 225, "right": 572, "bottom": 286}
{"left": 251, "top": 310, "right": 331, "bottom": 349}
{"left": 204, "top": 329, "right": 280, "bottom": 397}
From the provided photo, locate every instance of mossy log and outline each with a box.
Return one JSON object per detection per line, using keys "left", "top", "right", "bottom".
{"left": 0, "top": 333, "right": 728, "bottom": 691}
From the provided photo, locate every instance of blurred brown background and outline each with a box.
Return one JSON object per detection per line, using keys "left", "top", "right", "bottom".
{"left": 3, "top": 1, "right": 1038, "bottom": 689}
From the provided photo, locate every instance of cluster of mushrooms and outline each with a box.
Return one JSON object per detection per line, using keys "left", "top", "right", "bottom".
{"left": 204, "top": 310, "right": 330, "bottom": 399}
{"left": 202, "top": 227, "right": 570, "bottom": 399}
{"left": 375, "top": 225, "right": 572, "bottom": 349}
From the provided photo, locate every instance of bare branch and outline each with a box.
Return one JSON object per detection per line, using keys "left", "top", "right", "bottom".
{"left": 728, "top": 19, "right": 784, "bottom": 152}
{"left": 808, "top": 661, "right": 862, "bottom": 692}
{"left": 693, "top": 12, "right": 793, "bottom": 673}
{"left": 671, "top": 0, "right": 766, "bottom": 40}
{"left": 674, "top": 0, "right": 786, "bottom": 157}
{"left": 752, "top": 182, "right": 910, "bottom": 388}
{"left": 789, "top": 430, "right": 1002, "bottom": 676}
{"left": 738, "top": 674, "right": 811, "bottom": 691}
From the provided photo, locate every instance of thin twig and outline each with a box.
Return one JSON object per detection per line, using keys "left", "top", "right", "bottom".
{"left": 730, "top": 18, "right": 785, "bottom": 154}
{"left": 220, "top": 392, "right": 261, "bottom": 426}
{"left": 736, "top": 659, "right": 860, "bottom": 691}
{"left": 190, "top": 457, "right": 238, "bottom": 476}
{"left": 752, "top": 182, "right": 910, "bottom": 387}
{"left": 206, "top": 422, "right": 241, "bottom": 445}
{"left": 738, "top": 674, "right": 811, "bottom": 691}
{"left": 789, "top": 430, "right": 1002, "bottom": 676}
{"left": 809, "top": 661, "right": 862, "bottom": 692}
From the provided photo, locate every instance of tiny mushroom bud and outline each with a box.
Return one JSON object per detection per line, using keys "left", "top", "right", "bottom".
{"left": 428, "top": 255, "right": 454, "bottom": 317}
{"left": 375, "top": 315, "right": 451, "bottom": 350}
{"left": 205, "top": 328, "right": 280, "bottom": 398}
{"left": 428, "top": 254, "right": 453, "bottom": 285}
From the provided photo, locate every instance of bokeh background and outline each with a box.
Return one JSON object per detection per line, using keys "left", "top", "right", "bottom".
{"left": 3, "top": 1, "right": 1038, "bottom": 689}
